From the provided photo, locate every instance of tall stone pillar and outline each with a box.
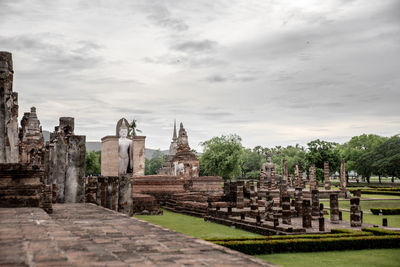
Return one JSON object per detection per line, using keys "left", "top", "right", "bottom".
{"left": 236, "top": 181, "right": 244, "bottom": 209}
{"left": 302, "top": 200, "right": 312, "bottom": 228}
{"left": 132, "top": 136, "right": 146, "bottom": 176}
{"left": 324, "top": 161, "right": 331, "bottom": 190}
{"left": 340, "top": 158, "right": 346, "bottom": 190}
{"left": 350, "top": 190, "right": 362, "bottom": 227}
{"left": 311, "top": 189, "right": 320, "bottom": 220}
{"left": 0, "top": 51, "right": 19, "bottom": 163}
{"left": 309, "top": 164, "right": 317, "bottom": 190}
{"left": 281, "top": 195, "right": 291, "bottom": 225}
{"left": 294, "top": 187, "right": 303, "bottom": 217}
{"left": 65, "top": 135, "right": 86, "bottom": 203}
{"left": 118, "top": 175, "right": 133, "bottom": 215}
{"left": 330, "top": 193, "right": 339, "bottom": 224}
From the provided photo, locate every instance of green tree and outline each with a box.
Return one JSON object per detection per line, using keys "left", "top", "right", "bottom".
{"left": 306, "top": 139, "right": 340, "bottom": 181}
{"left": 145, "top": 150, "right": 167, "bottom": 175}
{"left": 241, "top": 147, "right": 265, "bottom": 179}
{"left": 85, "top": 151, "right": 101, "bottom": 176}
{"left": 200, "top": 134, "right": 243, "bottom": 180}
{"left": 269, "top": 144, "right": 306, "bottom": 175}
{"left": 340, "top": 134, "right": 387, "bottom": 182}
{"left": 372, "top": 135, "right": 400, "bottom": 182}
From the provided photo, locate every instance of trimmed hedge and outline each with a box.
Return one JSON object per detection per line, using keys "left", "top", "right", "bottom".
{"left": 350, "top": 190, "right": 400, "bottom": 196}
{"left": 215, "top": 235, "right": 400, "bottom": 255}
{"left": 362, "top": 227, "right": 400, "bottom": 236}
{"left": 206, "top": 232, "right": 371, "bottom": 242}
{"left": 330, "top": 228, "right": 363, "bottom": 234}
{"left": 371, "top": 208, "right": 400, "bottom": 215}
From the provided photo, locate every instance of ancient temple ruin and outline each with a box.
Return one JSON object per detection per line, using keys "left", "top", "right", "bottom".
{"left": 0, "top": 51, "right": 86, "bottom": 211}
{"left": 159, "top": 121, "right": 199, "bottom": 178}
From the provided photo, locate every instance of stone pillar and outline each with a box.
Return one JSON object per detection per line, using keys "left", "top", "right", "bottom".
{"left": 118, "top": 175, "right": 133, "bottom": 215}
{"left": 311, "top": 189, "right": 320, "bottom": 220}
{"left": 330, "top": 193, "right": 339, "bottom": 224}
{"left": 282, "top": 158, "right": 288, "bottom": 181}
{"left": 309, "top": 164, "right": 317, "bottom": 190}
{"left": 302, "top": 199, "right": 312, "bottom": 228}
{"left": 319, "top": 203, "right": 325, "bottom": 231}
{"left": 294, "top": 187, "right": 303, "bottom": 217}
{"left": 259, "top": 171, "right": 264, "bottom": 189}
{"left": 101, "top": 136, "right": 119, "bottom": 176}
{"left": 132, "top": 136, "right": 146, "bottom": 176}
{"left": 236, "top": 181, "right": 244, "bottom": 209}
{"left": 299, "top": 167, "right": 304, "bottom": 188}
{"left": 65, "top": 135, "right": 86, "bottom": 203}
{"left": 281, "top": 195, "right": 291, "bottom": 225}
{"left": 324, "top": 161, "right": 331, "bottom": 190}
{"left": 271, "top": 168, "right": 276, "bottom": 189}
{"left": 340, "top": 158, "right": 346, "bottom": 190}
{"left": 350, "top": 196, "right": 362, "bottom": 227}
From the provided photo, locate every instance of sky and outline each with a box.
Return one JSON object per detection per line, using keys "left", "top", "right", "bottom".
{"left": 1, "top": 0, "right": 399, "bottom": 151}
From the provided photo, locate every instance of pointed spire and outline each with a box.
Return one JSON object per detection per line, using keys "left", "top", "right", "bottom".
{"left": 172, "top": 119, "right": 177, "bottom": 141}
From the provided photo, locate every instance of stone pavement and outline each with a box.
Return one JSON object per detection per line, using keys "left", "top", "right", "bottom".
{"left": 0, "top": 204, "right": 274, "bottom": 266}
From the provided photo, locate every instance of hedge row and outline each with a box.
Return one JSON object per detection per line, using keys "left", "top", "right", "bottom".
{"left": 215, "top": 235, "right": 400, "bottom": 255}
{"left": 350, "top": 190, "right": 400, "bottom": 196}
{"left": 362, "top": 227, "right": 400, "bottom": 236}
{"left": 370, "top": 208, "right": 400, "bottom": 215}
{"left": 206, "top": 232, "right": 371, "bottom": 242}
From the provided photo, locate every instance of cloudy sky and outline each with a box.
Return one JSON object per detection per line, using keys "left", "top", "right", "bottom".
{"left": 1, "top": 0, "right": 399, "bottom": 151}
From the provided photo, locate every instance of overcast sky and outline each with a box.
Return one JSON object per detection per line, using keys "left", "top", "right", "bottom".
{"left": 1, "top": 0, "right": 399, "bottom": 151}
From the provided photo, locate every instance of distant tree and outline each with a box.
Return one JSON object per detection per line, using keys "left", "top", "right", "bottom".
{"left": 85, "top": 151, "right": 101, "bottom": 176}
{"left": 145, "top": 150, "right": 167, "bottom": 175}
{"left": 306, "top": 139, "right": 340, "bottom": 181}
{"left": 200, "top": 134, "right": 243, "bottom": 180}
{"left": 269, "top": 144, "right": 307, "bottom": 175}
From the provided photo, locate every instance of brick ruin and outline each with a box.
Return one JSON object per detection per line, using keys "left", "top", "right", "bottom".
{"left": 0, "top": 51, "right": 86, "bottom": 213}
{"left": 202, "top": 156, "right": 356, "bottom": 235}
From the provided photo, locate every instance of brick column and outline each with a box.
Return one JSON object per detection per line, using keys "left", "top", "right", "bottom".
{"left": 302, "top": 200, "right": 312, "bottom": 228}
{"left": 330, "top": 193, "right": 339, "bottom": 224}
{"left": 311, "top": 189, "right": 320, "bottom": 220}
{"left": 324, "top": 161, "right": 331, "bottom": 190}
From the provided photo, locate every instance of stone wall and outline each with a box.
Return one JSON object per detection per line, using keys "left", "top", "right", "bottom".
{"left": 132, "top": 136, "right": 146, "bottom": 176}
{"left": 101, "top": 136, "right": 119, "bottom": 176}
{"left": 0, "top": 163, "right": 52, "bottom": 213}
{"left": 47, "top": 117, "right": 86, "bottom": 203}
{"left": 132, "top": 175, "right": 186, "bottom": 204}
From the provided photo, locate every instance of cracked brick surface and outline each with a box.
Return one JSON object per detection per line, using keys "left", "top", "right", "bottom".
{"left": 0, "top": 203, "right": 274, "bottom": 266}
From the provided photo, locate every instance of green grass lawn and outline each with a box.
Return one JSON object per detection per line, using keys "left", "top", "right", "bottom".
{"left": 256, "top": 248, "right": 400, "bottom": 267}
{"left": 134, "top": 209, "right": 262, "bottom": 239}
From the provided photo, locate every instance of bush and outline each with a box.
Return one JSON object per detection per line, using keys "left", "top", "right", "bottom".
{"left": 362, "top": 227, "right": 400, "bottom": 236}
{"left": 215, "top": 235, "right": 400, "bottom": 255}
{"left": 370, "top": 208, "right": 400, "bottom": 215}
{"left": 330, "top": 228, "right": 363, "bottom": 234}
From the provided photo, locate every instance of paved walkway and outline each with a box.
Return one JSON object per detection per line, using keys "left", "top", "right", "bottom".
{"left": 0, "top": 204, "right": 273, "bottom": 266}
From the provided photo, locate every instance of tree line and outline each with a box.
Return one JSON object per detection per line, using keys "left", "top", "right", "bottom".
{"left": 85, "top": 133, "right": 400, "bottom": 182}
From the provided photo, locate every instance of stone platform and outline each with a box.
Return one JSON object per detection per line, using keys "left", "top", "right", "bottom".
{"left": 0, "top": 203, "right": 273, "bottom": 266}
